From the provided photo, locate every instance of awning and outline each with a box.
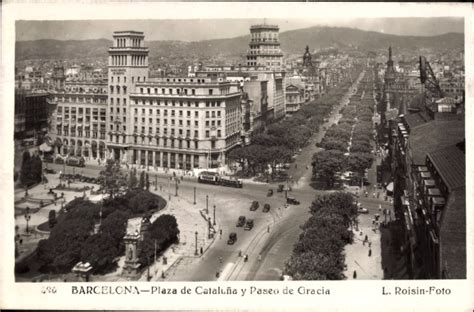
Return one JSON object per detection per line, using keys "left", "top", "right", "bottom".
{"left": 39, "top": 142, "right": 53, "bottom": 152}
{"left": 386, "top": 182, "right": 394, "bottom": 192}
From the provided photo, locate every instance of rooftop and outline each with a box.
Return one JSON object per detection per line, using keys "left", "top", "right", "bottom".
{"left": 408, "top": 119, "right": 464, "bottom": 164}
{"left": 439, "top": 189, "right": 466, "bottom": 279}
{"left": 404, "top": 111, "right": 432, "bottom": 131}
{"left": 427, "top": 144, "right": 465, "bottom": 191}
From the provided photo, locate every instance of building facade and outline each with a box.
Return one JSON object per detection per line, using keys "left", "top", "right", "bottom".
{"left": 49, "top": 81, "right": 108, "bottom": 159}
{"left": 49, "top": 31, "right": 243, "bottom": 169}
{"left": 246, "top": 24, "right": 283, "bottom": 71}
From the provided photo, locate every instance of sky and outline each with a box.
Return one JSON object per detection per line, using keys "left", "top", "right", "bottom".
{"left": 16, "top": 17, "right": 464, "bottom": 42}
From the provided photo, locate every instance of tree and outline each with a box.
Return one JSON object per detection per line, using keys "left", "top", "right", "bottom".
{"left": 139, "top": 171, "right": 145, "bottom": 190}
{"left": 345, "top": 152, "right": 374, "bottom": 176}
{"left": 139, "top": 214, "right": 179, "bottom": 265}
{"left": 98, "top": 159, "right": 127, "bottom": 199}
{"left": 227, "top": 147, "right": 248, "bottom": 173}
{"left": 312, "top": 150, "right": 345, "bottom": 187}
{"left": 128, "top": 168, "right": 138, "bottom": 190}
{"left": 145, "top": 173, "right": 150, "bottom": 191}
{"left": 309, "top": 192, "right": 358, "bottom": 230}
{"left": 80, "top": 233, "right": 120, "bottom": 273}
{"left": 48, "top": 210, "right": 57, "bottom": 228}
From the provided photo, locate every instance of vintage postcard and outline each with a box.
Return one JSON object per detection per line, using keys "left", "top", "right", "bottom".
{"left": 1, "top": 1, "right": 472, "bottom": 310}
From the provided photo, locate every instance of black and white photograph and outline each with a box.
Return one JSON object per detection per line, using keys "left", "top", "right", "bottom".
{"left": 1, "top": 1, "right": 472, "bottom": 310}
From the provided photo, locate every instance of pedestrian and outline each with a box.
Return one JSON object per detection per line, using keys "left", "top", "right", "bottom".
{"left": 219, "top": 256, "right": 223, "bottom": 264}
{"left": 373, "top": 192, "right": 376, "bottom": 198}
{"left": 200, "top": 247, "right": 203, "bottom": 255}
{"left": 379, "top": 204, "right": 382, "bottom": 211}
{"left": 364, "top": 235, "right": 368, "bottom": 242}
{"left": 368, "top": 242, "right": 372, "bottom": 248}
{"left": 353, "top": 270, "right": 357, "bottom": 279}
{"left": 368, "top": 249, "right": 372, "bottom": 257}
{"left": 267, "top": 225, "right": 270, "bottom": 233}
{"left": 239, "top": 250, "right": 242, "bottom": 257}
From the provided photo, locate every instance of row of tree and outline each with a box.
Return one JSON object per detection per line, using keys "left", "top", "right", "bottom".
{"left": 312, "top": 79, "right": 375, "bottom": 187}
{"left": 228, "top": 69, "right": 363, "bottom": 178}
{"left": 284, "top": 192, "right": 358, "bottom": 280}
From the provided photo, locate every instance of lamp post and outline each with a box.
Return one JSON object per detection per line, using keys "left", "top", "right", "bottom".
{"left": 194, "top": 231, "right": 198, "bottom": 256}
{"left": 175, "top": 179, "right": 178, "bottom": 197}
{"left": 168, "top": 178, "right": 171, "bottom": 201}
{"left": 213, "top": 205, "right": 216, "bottom": 226}
{"left": 193, "top": 187, "right": 196, "bottom": 205}
{"left": 208, "top": 218, "right": 211, "bottom": 238}
{"left": 206, "top": 195, "right": 209, "bottom": 214}
{"left": 154, "top": 175, "right": 158, "bottom": 191}
{"left": 24, "top": 207, "right": 31, "bottom": 234}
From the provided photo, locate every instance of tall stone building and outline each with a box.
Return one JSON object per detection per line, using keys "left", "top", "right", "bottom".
{"left": 246, "top": 24, "right": 283, "bottom": 71}
{"left": 107, "top": 31, "right": 150, "bottom": 163}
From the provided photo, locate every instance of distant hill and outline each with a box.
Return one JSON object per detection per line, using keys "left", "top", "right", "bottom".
{"left": 15, "top": 26, "right": 464, "bottom": 61}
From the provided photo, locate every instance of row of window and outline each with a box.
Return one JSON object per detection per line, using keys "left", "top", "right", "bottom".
{"left": 132, "top": 108, "right": 223, "bottom": 118}
{"left": 55, "top": 97, "right": 107, "bottom": 104}
{"left": 57, "top": 107, "right": 106, "bottom": 114}
{"left": 132, "top": 99, "right": 224, "bottom": 108}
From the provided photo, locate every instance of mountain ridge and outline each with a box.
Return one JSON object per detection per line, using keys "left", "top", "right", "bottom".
{"left": 15, "top": 26, "right": 464, "bottom": 62}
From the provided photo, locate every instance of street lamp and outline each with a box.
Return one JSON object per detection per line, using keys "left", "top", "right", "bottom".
{"left": 206, "top": 195, "right": 209, "bottom": 214}
{"left": 24, "top": 207, "right": 31, "bottom": 234}
{"left": 213, "top": 205, "right": 216, "bottom": 226}
{"left": 175, "top": 179, "right": 178, "bottom": 197}
{"left": 193, "top": 187, "right": 196, "bottom": 205}
{"left": 194, "top": 231, "right": 198, "bottom": 256}
{"left": 208, "top": 218, "right": 212, "bottom": 238}
{"left": 154, "top": 175, "right": 158, "bottom": 191}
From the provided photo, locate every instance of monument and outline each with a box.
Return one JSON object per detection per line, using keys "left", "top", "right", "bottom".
{"left": 122, "top": 230, "right": 141, "bottom": 276}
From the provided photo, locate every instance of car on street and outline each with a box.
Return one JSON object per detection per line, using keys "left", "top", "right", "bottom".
{"left": 358, "top": 207, "right": 369, "bottom": 214}
{"left": 286, "top": 197, "right": 300, "bottom": 205}
{"left": 227, "top": 232, "right": 237, "bottom": 245}
{"left": 267, "top": 189, "right": 273, "bottom": 197}
{"left": 250, "top": 201, "right": 259, "bottom": 211}
{"left": 236, "top": 216, "right": 246, "bottom": 227}
{"left": 263, "top": 204, "right": 271, "bottom": 213}
{"left": 244, "top": 219, "right": 254, "bottom": 231}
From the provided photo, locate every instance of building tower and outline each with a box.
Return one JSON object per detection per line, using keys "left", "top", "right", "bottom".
{"left": 302, "top": 45, "right": 313, "bottom": 68}
{"left": 246, "top": 24, "right": 283, "bottom": 71}
{"left": 385, "top": 46, "right": 396, "bottom": 89}
{"left": 52, "top": 66, "right": 65, "bottom": 90}
{"left": 107, "top": 31, "right": 149, "bottom": 163}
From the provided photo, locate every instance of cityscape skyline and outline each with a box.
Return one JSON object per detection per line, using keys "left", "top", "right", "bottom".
{"left": 16, "top": 17, "right": 464, "bottom": 42}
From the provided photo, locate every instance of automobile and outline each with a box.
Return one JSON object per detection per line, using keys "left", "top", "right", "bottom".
{"left": 44, "top": 168, "right": 56, "bottom": 174}
{"left": 358, "top": 207, "right": 369, "bottom": 214}
{"left": 236, "top": 216, "right": 246, "bottom": 227}
{"left": 244, "top": 219, "right": 254, "bottom": 231}
{"left": 227, "top": 232, "right": 237, "bottom": 245}
{"left": 250, "top": 201, "right": 259, "bottom": 211}
{"left": 286, "top": 197, "right": 300, "bottom": 205}
{"left": 277, "top": 184, "right": 285, "bottom": 192}
{"left": 267, "top": 189, "right": 273, "bottom": 197}
{"left": 263, "top": 204, "right": 271, "bottom": 213}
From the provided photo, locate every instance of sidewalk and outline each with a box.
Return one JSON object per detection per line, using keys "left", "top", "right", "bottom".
{"left": 99, "top": 187, "right": 216, "bottom": 282}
